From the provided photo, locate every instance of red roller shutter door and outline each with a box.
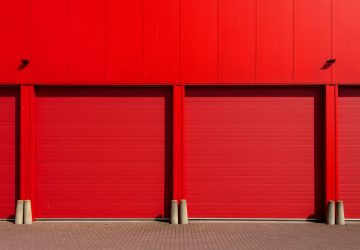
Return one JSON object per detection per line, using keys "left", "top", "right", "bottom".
{"left": 339, "top": 87, "right": 360, "bottom": 219}
{"left": 36, "top": 87, "right": 171, "bottom": 219}
{"left": 185, "top": 87, "right": 324, "bottom": 219}
{"left": 0, "top": 88, "right": 18, "bottom": 219}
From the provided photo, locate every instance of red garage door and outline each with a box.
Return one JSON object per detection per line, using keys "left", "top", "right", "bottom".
{"left": 339, "top": 87, "right": 360, "bottom": 219}
{"left": 185, "top": 87, "right": 324, "bottom": 219}
{"left": 36, "top": 87, "right": 171, "bottom": 219}
{"left": 0, "top": 88, "right": 18, "bottom": 219}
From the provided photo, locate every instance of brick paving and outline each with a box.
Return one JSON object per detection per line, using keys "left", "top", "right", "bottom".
{"left": 0, "top": 221, "right": 359, "bottom": 250}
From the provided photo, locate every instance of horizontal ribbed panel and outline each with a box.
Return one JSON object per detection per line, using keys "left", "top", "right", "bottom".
{"left": 185, "top": 87, "right": 323, "bottom": 219}
{"left": 0, "top": 88, "right": 18, "bottom": 219}
{"left": 36, "top": 87, "right": 171, "bottom": 218}
{"left": 339, "top": 87, "right": 360, "bottom": 219}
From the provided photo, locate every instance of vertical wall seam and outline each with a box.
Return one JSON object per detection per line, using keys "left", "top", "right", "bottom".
{"left": 179, "top": 0, "right": 182, "bottom": 84}
{"left": 142, "top": 0, "right": 145, "bottom": 83}
{"left": 28, "top": 0, "right": 32, "bottom": 84}
{"left": 331, "top": 0, "right": 334, "bottom": 84}
{"left": 255, "top": 0, "right": 258, "bottom": 83}
{"left": 218, "top": 0, "right": 220, "bottom": 83}
{"left": 293, "top": 0, "right": 295, "bottom": 83}
{"left": 104, "top": 0, "right": 107, "bottom": 82}
{"left": 66, "top": 0, "right": 69, "bottom": 83}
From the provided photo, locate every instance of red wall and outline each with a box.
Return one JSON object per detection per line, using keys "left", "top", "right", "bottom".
{"left": 1, "top": 0, "right": 360, "bottom": 85}
{"left": 1, "top": 0, "right": 359, "bottom": 220}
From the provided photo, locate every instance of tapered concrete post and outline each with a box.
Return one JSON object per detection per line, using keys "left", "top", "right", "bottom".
{"left": 170, "top": 200, "right": 178, "bottom": 224}
{"left": 15, "top": 200, "right": 24, "bottom": 224}
{"left": 327, "top": 200, "right": 335, "bottom": 225}
{"left": 336, "top": 200, "right": 345, "bottom": 225}
{"left": 24, "top": 200, "right": 32, "bottom": 225}
{"left": 180, "top": 200, "right": 188, "bottom": 224}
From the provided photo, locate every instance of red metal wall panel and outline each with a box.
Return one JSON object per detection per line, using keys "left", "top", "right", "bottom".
{"left": 2, "top": 0, "right": 360, "bottom": 85}
{"left": 30, "top": 0, "right": 68, "bottom": 84}
{"left": 338, "top": 87, "right": 360, "bottom": 218}
{"left": 35, "top": 87, "right": 172, "bottom": 218}
{"left": 294, "top": 0, "right": 332, "bottom": 83}
{"left": 333, "top": 0, "right": 360, "bottom": 84}
{"left": 185, "top": 87, "right": 324, "bottom": 218}
{"left": 181, "top": 0, "right": 219, "bottom": 83}
{"left": 0, "top": 88, "right": 18, "bottom": 219}
{"left": 256, "top": 0, "right": 294, "bottom": 83}
{"left": 0, "top": 0, "right": 29, "bottom": 83}
{"left": 144, "top": 0, "right": 180, "bottom": 84}
{"left": 219, "top": 0, "right": 256, "bottom": 83}
{"left": 68, "top": 0, "right": 105, "bottom": 83}
{"left": 106, "top": 0, "right": 143, "bottom": 83}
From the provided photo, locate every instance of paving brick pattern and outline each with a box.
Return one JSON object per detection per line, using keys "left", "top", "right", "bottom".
{"left": 0, "top": 221, "right": 359, "bottom": 250}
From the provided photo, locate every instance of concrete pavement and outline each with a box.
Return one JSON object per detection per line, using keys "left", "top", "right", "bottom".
{"left": 0, "top": 221, "right": 359, "bottom": 250}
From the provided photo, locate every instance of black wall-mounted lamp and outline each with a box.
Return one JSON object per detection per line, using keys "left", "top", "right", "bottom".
{"left": 326, "top": 58, "right": 336, "bottom": 64}
{"left": 321, "top": 58, "right": 336, "bottom": 70}
{"left": 17, "top": 59, "right": 30, "bottom": 70}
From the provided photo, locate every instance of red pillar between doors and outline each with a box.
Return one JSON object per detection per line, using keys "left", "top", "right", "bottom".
{"left": 20, "top": 85, "right": 36, "bottom": 218}
{"left": 325, "top": 84, "right": 338, "bottom": 209}
{"left": 335, "top": 85, "right": 339, "bottom": 202}
{"left": 173, "top": 85, "right": 185, "bottom": 201}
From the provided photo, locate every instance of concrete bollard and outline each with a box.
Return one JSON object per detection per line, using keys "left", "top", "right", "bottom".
{"left": 327, "top": 200, "right": 335, "bottom": 225}
{"left": 336, "top": 200, "right": 345, "bottom": 225}
{"left": 180, "top": 200, "right": 189, "bottom": 224}
{"left": 24, "top": 200, "right": 33, "bottom": 225}
{"left": 170, "top": 200, "right": 178, "bottom": 224}
{"left": 15, "top": 200, "right": 24, "bottom": 224}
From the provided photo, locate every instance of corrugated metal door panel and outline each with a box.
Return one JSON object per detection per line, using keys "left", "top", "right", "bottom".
{"left": 68, "top": 0, "right": 105, "bottom": 83}
{"left": 30, "top": 0, "right": 68, "bottom": 84}
{"left": 219, "top": 0, "right": 256, "bottom": 83}
{"left": 181, "top": 0, "right": 219, "bottom": 83}
{"left": 0, "top": 88, "right": 18, "bottom": 219}
{"left": 144, "top": 0, "right": 180, "bottom": 84}
{"left": 339, "top": 87, "right": 360, "bottom": 219}
{"left": 294, "top": 0, "right": 331, "bottom": 83}
{"left": 185, "top": 87, "right": 324, "bottom": 219}
{"left": 36, "top": 87, "right": 171, "bottom": 218}
{"left": 106, "top": 0, "right": 143, "bottom": 83}
{"left": 256, "top": 0, "right": 293, "bottom": 83}
{"left": 0, "top": 0, "right": 28, "bottom": 83}
{"left": 333, "top": 0, "right": 360, "bottom": 84}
